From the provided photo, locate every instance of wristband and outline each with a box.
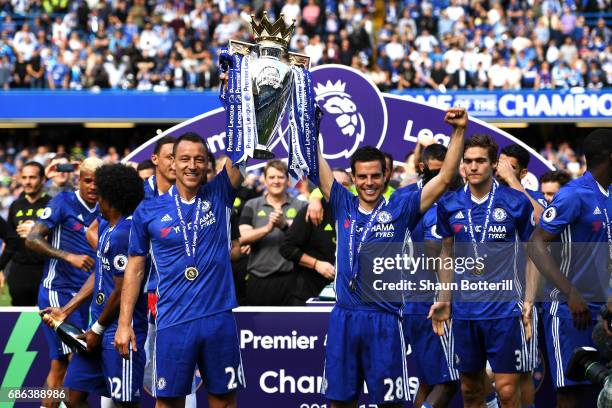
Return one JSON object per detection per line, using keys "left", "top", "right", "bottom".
{"left": 91, "top": 321, "right": 106, "bottom": 335}
{"left": 313, "top": 260, "right": 318, "bottom": 270}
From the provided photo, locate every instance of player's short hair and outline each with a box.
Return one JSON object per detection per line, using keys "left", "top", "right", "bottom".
{"left": 23, "top": 161, "right": 45, "bottom": 178}
{"left": 80, "top": 157, "right": 104, "bottom": 175}
{"left": 153, "top": 136, "right": 176, "bottom": 155}
{"left": 351, "top": 146, "right": 386, "bottom": 174}
{"left": 137, "top": 160, "right": 155, "bottom": 172}
{"left": 540, "top": 169, "right": 571, "bottom": 186}
{"left": 207, "top": 151, "right": 216, "bottom": 172}
{"left": 583, "top": 129, "right": 612, "bottom": 169}
{"left": 264, "top": 159, "right": 288, "bottom": 177}
{"left": 501, "top": 144, "right": 530, "bottom": 170}
{"left": 422, "top": 143, "right": 447, "bottom": 163}
{"left": 95, "top": 164, "right": 144, "bottom": 215}
{"left": 464, "top": 134, "right": 499, "bottom": 164}
{"left": 173, "top": 132, "right": 208, "bottom": 156}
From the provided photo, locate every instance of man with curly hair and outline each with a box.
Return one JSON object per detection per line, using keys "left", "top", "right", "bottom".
{"left": 41, "top": 164, "right": 147, "bottom": 406}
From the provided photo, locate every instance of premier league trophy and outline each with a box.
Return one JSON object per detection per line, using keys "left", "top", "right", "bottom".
{"left": 219, "top": 12, "right": 319, "bottom": 182}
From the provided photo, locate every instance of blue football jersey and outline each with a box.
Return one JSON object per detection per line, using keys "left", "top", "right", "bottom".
{"left": 436, "top": 181, "right": 534, "bottom": 319}
{"left": 39, "top": 191, "right": 99, "bottom": 292}
{"left": 539, "top": 171, "right": 611, "bottom": 318}
{"left": 403, "top": 203, "right": 442, "bottom": 315}
{"left": 526, "top": 188, "right": 547, "bottom": 209}
{"left": 91, "top": 217, "right": 148, "bottom": 348}
{"left": 141, "top": 176, "right": 174, "bottom": 293}
{"left": 129, "top": 169, "right": 237, "bottom": 330}
{"left": 330, "top": 180, "right": 422, "bottom": 315}
{"left": 143, "top": 175, "right": 158, "bottom": 200}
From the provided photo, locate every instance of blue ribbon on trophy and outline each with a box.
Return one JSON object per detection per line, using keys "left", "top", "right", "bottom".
{"left": 218, "top": 12, "right": 318, "bottom": 183}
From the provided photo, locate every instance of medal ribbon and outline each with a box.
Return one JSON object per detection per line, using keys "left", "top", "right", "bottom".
{"left": 348, "top": 198, "right": 386, "bottom": 290}
{"left": 174, "top": 195, "right": 202, "bottom": 268}
{"left": 288, "top": 66, "right": 319, "bottom": 184}
{"left": 465, "top": 181, "right": 497, "bottom": 262}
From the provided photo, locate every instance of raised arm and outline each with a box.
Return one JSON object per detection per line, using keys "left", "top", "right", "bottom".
{"left": 497, "top": 158, "right": 544, "bottom": 223}
{"left": 26, "top": 222, "right": 94, "bottom": 271}
{"left": 224, "top": 155, "right": 245, "bottom": 189}
{"left": 317, "top": 145, "right": 335, "bottom": 201}
{"left": 419, "top": 108, "right": 467, "bottom": 214}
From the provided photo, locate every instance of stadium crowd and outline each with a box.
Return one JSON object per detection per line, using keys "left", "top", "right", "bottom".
{"left": 0, "top": 0, "right": 609, "bottom": 91}
{"left": 0, "top": 137, "right": 586, "bottom": 221}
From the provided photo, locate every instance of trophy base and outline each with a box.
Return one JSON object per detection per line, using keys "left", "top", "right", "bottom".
{"left": 253, "top": 149, "right": 275, "bottom": 160}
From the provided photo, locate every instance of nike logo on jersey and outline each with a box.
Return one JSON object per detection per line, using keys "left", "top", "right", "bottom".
{"left": 161, "top": 214, "right": 172, "bottom": 222}
{"left": 594, "top": 207, "right": 602, "bottom": 215}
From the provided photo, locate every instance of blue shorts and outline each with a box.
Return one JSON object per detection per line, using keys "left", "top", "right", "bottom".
{"left": 153, "top": 311, "right": 244, "bottom": 398}
{"left": 452, "top": 317, "right": 529, "bottom": 374}
{"left": 323, "top": 306, "right": 409, "bottom": 404}
{"left": 542, "top": 310, "right": 596, "bottom": 388}
{"left": 64, "top": 347, "right": 145, "bottom": 401}
{"left": 403, "top": 314, "right": 459, "bottom": 385}
{"left": 38, "top": 287, "right": 89, "bottom": 360}
{"left": 521, "top": 305, "right": 540, "bottom": 373}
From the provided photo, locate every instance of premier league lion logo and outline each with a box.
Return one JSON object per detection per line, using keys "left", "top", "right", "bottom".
{"left": 311, "top": 65, "right": 388, "bottom": 168}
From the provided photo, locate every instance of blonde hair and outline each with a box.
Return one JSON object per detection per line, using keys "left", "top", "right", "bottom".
{"left": 80, "top": 157, "right": 104, "bottom": 174}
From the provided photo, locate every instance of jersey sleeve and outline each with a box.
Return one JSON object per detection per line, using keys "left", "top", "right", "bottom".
{"left": 436, "top": 198, "right": 453, "bottom": 239}
{"left": 397, "top": 189, "right": 422, "bottom": 231}
{"left": 538, "top": 186, "right": 580, "bottom": 235}
{"left": 109, "top": 224, "right": 130, "bottom": 277}
{"left": 330, "top": 180, "right": 353, "bottom": 222}
{"left": 128, "top": 203, "right": 150, "bottom": 257}
{"left": 206, "top": 167, "right": 238, "bottom": 207}
{"left": 37, "top": 194, "right": 65, "bottom": 230}
{"left": 423, "top": 206, "right": 442, "bottom": 242}
{"left": 515, "top": 195, "right": 535, "bottom": 242}
{"left": 239, "top": 200, "right": 255, "bottom": 226}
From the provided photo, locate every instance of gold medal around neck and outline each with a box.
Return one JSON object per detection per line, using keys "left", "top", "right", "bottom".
{"left": 95, "top": 292, "right": 105, "bottom": 305}
{"left": 474, "top": 266, "right": 485, "bottom": 276}
{"left": 185, "top": 267, "right": 199, "bottom": 281}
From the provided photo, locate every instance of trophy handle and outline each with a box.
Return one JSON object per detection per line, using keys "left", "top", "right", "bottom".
{"left": 288, "top": 52, "right": 310, "bottom": 69}
{"left": 228, "top": 40, "right": 257, "bottom": 56}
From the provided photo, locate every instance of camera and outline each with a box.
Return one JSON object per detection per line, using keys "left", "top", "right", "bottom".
{"left": 56, "top": 163, "right": 76, "bottom": 172}
{"left": 566, "top": 346, "right": 609, "bottom": 387}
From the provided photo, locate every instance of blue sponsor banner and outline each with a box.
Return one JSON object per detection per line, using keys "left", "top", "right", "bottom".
{"left": 0, "top": 88, "right": 610, "bottom": 122}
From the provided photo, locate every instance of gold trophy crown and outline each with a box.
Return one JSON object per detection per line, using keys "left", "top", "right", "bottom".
{"left": 250, "top": 12, "right": 295, "bottom": 48}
